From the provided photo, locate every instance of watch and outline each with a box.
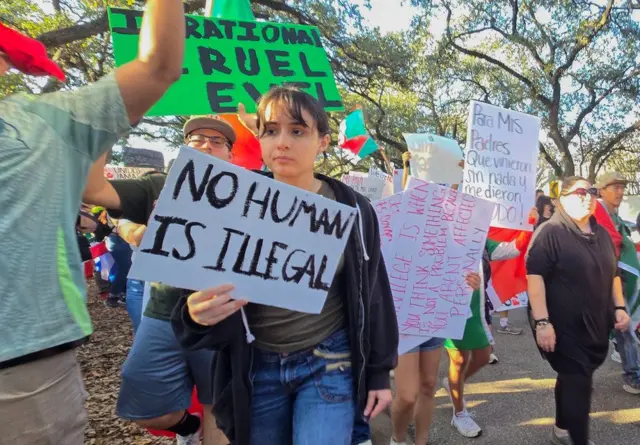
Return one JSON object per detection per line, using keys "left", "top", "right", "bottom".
{"left": 615, "top": 306, "right": 628, "bottom": 313}
{"left": 534, "top": 317, "right": 550, "bottom": 328}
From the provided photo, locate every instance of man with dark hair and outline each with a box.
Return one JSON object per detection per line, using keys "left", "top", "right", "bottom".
{"left": 83, "top": 117, "right": 236, "bottom": 445}
{"left": 0, "top": 2, "right": 185, "bottom": 443}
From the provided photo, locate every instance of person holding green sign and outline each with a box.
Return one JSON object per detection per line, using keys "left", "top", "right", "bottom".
{"left": 0, "top": 0, "right": 185, "bottom": 443}
{"left": 172, "top": 87, "right": 398, "bottom": 445}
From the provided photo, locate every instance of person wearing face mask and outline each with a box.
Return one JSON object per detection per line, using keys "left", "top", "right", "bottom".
{"left": 172, "top": 87, "right": 398, "bottom": 445}
{"left": 526, "top": 176, "right": 631, "bottom": 445}
{"left": 83, "top": 117, "right": 237, "bottom": 445}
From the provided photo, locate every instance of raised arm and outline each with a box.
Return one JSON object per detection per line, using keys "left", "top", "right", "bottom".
{"left": 526, "top": 226, "right": 557, "bottom": 352}
{"left": 613, "top": 275, "right": 631, "bottom": 331}
{"left": 115, "top": 0, "right": 185, "bottom": 125}
{"left": 84, "top": 153, "right": 121, "bottom": 208}
{"left": 401, "top": 152, "right": 411, "bottom": 190}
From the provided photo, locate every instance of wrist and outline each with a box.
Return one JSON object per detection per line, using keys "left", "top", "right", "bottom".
{"left": 534, "top": 317, "right": 551, "bottom": 330}
{"left": 615, "top": 306, "right": 627, "bottom": 313}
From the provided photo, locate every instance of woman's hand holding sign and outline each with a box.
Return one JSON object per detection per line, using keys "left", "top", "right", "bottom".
{"left": 187, "top": 284, "right": 248, "bottom": 326}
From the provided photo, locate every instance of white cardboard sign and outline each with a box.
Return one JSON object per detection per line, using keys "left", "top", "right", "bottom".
{"left": 393, "top": 169, "right": 404, "bottom": 193}
{"left": 462, "top": 101, "right": 540, "bottom": 230}
{"left": 341, "top": 173, "right": 386, "bottom": 201}
{"left": 104, "top": 165, "right": 154, "bottom": 180}
{"left": 404, "top": 133, "right": 463, "bottom": 185}
{"left": 386, "top": 177, "right": 494, "bottom": 339}
{"left": 371, "top": 193, "right": 403, "bottom": 259}
{"left": 368, "top": 167, "right": 394, "bottom": 198}
{"left": 486, "top": 280, "right": 529, "bottom": 312}
{"left": 129, "top": 146, "right": 358, "bottom": 314}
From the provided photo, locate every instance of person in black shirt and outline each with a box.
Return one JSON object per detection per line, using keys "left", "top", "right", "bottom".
{"left": 526, "top": 176, "right": 630, "bottom": 445}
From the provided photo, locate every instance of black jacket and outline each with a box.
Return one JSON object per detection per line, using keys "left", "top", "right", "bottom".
{"left": 171, "top": 172, "right": 399, "bottom": 445}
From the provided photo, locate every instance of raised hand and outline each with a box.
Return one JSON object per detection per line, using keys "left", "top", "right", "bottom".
{"left": 237, "top": 103, "right": 258, "bottom": 136}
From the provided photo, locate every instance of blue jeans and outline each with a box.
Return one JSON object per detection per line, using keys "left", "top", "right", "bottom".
{"left": 615, "top": 328, "right": 640, "bottom": 383}
{"left": 105, "top": 234, "right": 132, "bottom": 296}
{"left": 126, "top": 279, "right": 144, "bottom": 333}
{"left": 351, "top": 415, "right": 370, "bottom": 445}
{"left": 250, "top": 329, "right": 354, "bottom": 445}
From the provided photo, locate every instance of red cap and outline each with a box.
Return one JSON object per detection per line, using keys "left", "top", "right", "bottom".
{"left": 0, "top": 23, "right": 65, "bottom": 81}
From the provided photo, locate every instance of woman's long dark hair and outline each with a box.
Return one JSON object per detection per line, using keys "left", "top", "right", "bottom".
{"left": 535, "top": 195, "right": 554, "bottom": 227}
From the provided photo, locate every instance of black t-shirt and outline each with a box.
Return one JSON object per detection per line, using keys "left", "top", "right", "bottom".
{"left": 526, "top": 209, "right": 617, "bottom": 363}
{"left": 108, "top": 174, "right": 167, "bottom": 224}
{"left": 109, "top": 173, "right": 186, "bottom": 321}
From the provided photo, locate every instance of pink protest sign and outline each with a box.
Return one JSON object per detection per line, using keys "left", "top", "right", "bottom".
{"left": 387, "top": 177, "right": 494, "bottom": 340}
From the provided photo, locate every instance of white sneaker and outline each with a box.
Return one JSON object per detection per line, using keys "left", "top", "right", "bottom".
{"left": 551, "top": 426, "right": 594, "bottom": 445}
{"left": 611, "top": 350, "right": 622, "bottom": 363}
{"left": 176, "top": 413, "right": 202, "bottom": 445}
{"left": 489, "top": 353, "right": 499, "bottom": 364}
{"left": 389, "top": 438, "right": 408, "bottom": 445}
{"left": 497, "top": 324, "right": 523, "bottom": 335}
{"left": 451, "top": 410, "right": 482, "bottom": 438}
{"left": 443, "top": 377, "right": 467, "bottom": 409}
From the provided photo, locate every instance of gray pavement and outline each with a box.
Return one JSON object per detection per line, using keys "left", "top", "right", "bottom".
{"left": 370, "top": 308, "right": 640, "bottom": 445}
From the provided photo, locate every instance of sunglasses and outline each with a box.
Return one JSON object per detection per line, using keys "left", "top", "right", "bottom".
{"left": 563, "top": 187, "right": 598, "bottom": 198}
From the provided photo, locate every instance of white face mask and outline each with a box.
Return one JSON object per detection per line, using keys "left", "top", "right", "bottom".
{"left": 559, "top": 194, "right": 594, "bottom": 221}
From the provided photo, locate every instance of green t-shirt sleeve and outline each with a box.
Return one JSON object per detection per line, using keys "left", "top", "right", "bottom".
{"left": 30, "top": 73, "right": 131, "bottom": 162}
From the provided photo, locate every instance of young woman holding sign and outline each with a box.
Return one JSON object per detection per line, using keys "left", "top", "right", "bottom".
{"left": 442, "top": 208, "right": 538, "bottom": 439}
{"left": 171, "top": 88, "right": 398, "bottom": 445}
{"left": 389, "top": 272, "right": 480, "bottom": 445}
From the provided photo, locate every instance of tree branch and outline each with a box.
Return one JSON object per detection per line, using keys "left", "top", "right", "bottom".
{"left": 551, "top": 0, "right": 614, "bottom": 84}
{"left": 593, "top": 120, "right": 640, "bottom": 161}
{"left": 444, "top": 4, "right": 552, "bottom": 107}
{"left": 539, "top": 142, "right": 563, "bottom": 178}
{"left": 37, "top": 0, "right": 207, "bottom": 47}
{"left": 567, "top": 67, "right": 640, "bottom": 141}
{"left": 130, "top": 129, "right": 177, "bottom": 146}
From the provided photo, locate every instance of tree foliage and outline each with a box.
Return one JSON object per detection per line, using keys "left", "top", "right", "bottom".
{"left": 412, "top": 0, "right": 640, "bottom": 181}
{"left": 3, "top": 0, "right": 640, "bottom": 182}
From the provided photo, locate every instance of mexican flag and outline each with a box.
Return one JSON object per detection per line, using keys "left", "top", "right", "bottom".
{"left": 593, "top": 201, "right": 640, "bottom": 333}
{"left": 338, "top": 109, "right": 379, "bottom": 160}
{"left": 486, "top": 228, "right": 529, "bottom": 308}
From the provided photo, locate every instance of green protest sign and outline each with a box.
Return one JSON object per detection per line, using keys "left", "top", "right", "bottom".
{"left": 107, "top": 8, "right": 344, "bottom": 117}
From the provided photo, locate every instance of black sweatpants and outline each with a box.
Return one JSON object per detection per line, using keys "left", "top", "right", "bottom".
{"left": 547, "top": 351, "right": 597, "bottom": 445}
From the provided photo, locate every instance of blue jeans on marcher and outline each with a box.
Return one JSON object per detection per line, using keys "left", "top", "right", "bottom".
{"left": 126, "top": 279, "right": 144, "bottom": 333}
{"left": 250, "top": 329, "right": 355, "bottom": 445}
{"left": 351, "top": 415, "right": 370, "bottom": 445}
{"left": 615, "top": 328, "right": 640, "bottom": 384}
{"left": 105, "top": 234, "right": 132, "bottom": 296}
